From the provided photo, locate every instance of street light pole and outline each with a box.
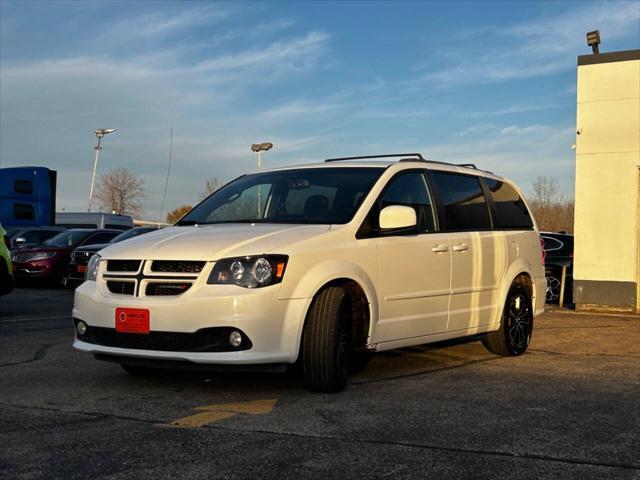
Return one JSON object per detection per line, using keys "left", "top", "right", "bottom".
{"left": 88, "top": 128, "right": 116, "bottom": 212}
{"left": 250, "top": 142, "right": 273, "bottom": 218}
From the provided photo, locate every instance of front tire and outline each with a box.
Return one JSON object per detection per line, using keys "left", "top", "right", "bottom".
{"left": 482, "top": 281, "right": 533, "bottom": 356}
{"left": 302, "top": 287, "right": 351, "bottom": 392}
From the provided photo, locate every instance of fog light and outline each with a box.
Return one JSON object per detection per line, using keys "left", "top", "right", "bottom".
{"left": 76, "top": 321, "right": 87, "bottom": 336}
{"left": 229, "top": 330, "right": 242, "bottom": 347}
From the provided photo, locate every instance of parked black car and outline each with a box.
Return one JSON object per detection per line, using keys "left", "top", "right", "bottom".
{"left": 6, "top": 226, "right": 66, "bottom": 250}
{"left": 541, "top": 231, "right": 573, "bottom": 305}
{"left": 66, "top": 226, "right": 159, "bottom": 284}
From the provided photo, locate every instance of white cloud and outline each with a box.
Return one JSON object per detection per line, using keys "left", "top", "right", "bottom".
{"left": 105, "top": 5, "right": 233, "bottom": 39}
{"left": 193, "top": 31, "right": 330, "bottom": 75}
{"left": 414, "top": 1, "right": 640, "bottom": 87}
{"left": 260, "top": 100, "right": 341, "bottom": 122}
{"left": 423, "top": 124, "right": 577, "bottom": 196}
{"left": 469, "top": 103, "right": 562, "bottom": 116}
{"left": 0, "top": 21, "right": 333, "bottom": 219}
{"left": 457, "top": 124, "right": 496, "bottom": 137}
{"left": 499, "top": 125, "right": 553, "bottom": 136}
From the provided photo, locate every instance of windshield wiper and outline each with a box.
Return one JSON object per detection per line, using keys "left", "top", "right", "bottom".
{"left": 175, "top": 220, "right": 197, "bottom": 226}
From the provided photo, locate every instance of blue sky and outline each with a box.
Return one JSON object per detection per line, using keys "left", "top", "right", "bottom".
{"left": 1, "top": 0, "right": 639, "bottom": 220}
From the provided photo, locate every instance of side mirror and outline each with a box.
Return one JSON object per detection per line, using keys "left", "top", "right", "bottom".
{"left": 379, "top": 205, "right": 417, "bottom": 230}
{"left": 14, "top": 237, "right": 27, "bottom": 245}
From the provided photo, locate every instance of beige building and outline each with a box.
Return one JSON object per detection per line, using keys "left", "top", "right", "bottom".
{"left": 574, "top": 48, "right": 640, "bottom": 313}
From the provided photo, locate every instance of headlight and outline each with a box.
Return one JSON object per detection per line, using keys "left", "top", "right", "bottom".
{"left": 15, "top": 252, "right": 56, "bottom": 262}
{"left": 208, "top": 255, "right": 288, "bottom": 288}
{"left": 85, "top": 254, "right": 102, "bottom": 281}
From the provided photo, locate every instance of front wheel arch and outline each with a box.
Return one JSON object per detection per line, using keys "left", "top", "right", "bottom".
{"left": 300, "top": 278, "right": 372, "bottom": 357}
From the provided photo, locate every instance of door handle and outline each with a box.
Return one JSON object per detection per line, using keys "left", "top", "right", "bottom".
{"left": 452, "top": 243, "right": 469, "bottom": 252}
{"left": 431, "top": 244, "right": 449, "bottom": 253}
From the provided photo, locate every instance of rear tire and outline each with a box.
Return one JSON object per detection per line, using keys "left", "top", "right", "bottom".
{"left": 482, "top": 281, "right": 533, "bottom": 356}
{"left": 545, "top": 273, "right": 561, "bottom": 303}
{"left": 302, "top": 287, "right": 351, "bottom": 392}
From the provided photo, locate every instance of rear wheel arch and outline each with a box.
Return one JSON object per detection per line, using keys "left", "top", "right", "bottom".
{"left": 503, "top": 271, "right": 535, "bottom": 314}
{"left": 514, "top": 272, "right": 534, "bottom": 298}
{"left": 496, "top": 263, "right": 537, "bottom": 318}
{"left": 483, "top": 274, "right": 535, "bottom": 356}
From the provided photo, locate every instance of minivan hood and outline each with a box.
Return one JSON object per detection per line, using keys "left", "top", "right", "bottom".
{"left": 99, "top": 224, "right": 330, "bottom": 260}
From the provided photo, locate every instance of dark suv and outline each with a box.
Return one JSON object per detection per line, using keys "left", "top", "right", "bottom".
{"left": 66, "top": 226, "right": 158, "bottom": 284}
{"left": 541, "top": 232, "right": 573, "bottom": 305}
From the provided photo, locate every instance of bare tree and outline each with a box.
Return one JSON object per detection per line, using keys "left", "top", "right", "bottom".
{"left": 200, "top": 177, "right": 225, "bottom": 200}
{"left": 96, "top": 168, "right": 145, "bottom": 217}
{"left": 166, "top": 205, "right": 192, "bottom": 224}
{"left": 529, "top": 176, "right": 574, "bottom": 232}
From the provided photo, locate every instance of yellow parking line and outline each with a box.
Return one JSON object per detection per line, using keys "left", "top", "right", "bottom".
{"left": 162, "top": 398, "right": 279, "bottom": 428}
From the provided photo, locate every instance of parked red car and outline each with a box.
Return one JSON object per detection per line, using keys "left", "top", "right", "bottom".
{"left": 12, "top": 229, "right": 120, "bottom": 286}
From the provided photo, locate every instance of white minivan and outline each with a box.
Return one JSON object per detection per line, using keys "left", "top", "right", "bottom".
{"left": 73, "top": 154, "right": 546, "bottom": 392}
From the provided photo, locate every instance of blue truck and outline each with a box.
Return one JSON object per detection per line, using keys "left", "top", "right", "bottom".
{"left": 0, "top": 167, "right": 57, "bottom": 227}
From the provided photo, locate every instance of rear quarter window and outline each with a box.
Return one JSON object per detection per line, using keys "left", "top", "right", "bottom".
{"left": 484, "top": 178, "right": 533, "bottom": 230}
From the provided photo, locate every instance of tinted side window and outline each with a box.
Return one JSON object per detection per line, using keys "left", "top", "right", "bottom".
{"left": 431, "top": 172, "right": 491, "bottom": 230}
{"left": 14, "top": 203, "right": 35, "bottom": 220}
{"left": 56, "top": 223, "right": 98, "bottom": 229}
{"left": 14, "top": 180, "right": 33, "bottom": 194}
{"left": 105, "top": 224, "right": 130, "bottom": 231}
{"left": 40, "top": 230, "right": 62, "bottom": 243}
{"left": 381, "top": 172, "right": 436, "bottom": 233}
{"left": 84, "top": 232, "right": 118, "bottom": 245}
{"left": 20, "top": 231, "right": 41, "bottom": 244}
{"left": 484, "top": 178, "right": 533, "bottom": 229}
{"left": 360, "top": 171, "right": 436, "bottom": 236}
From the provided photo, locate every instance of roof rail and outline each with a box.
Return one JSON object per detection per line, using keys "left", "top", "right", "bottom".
{"left": 322, "top": 154, "right": 490, "bottom": 173}
{"left": 324, "top": 153, "right": 425, "bottom": 163}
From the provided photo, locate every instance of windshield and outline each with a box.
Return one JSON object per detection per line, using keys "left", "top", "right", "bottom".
{"left": 5, "top": 228, "right": 21, "bottom": 239}
{"left": 43, "top": 230, "right": 91, "bottom": 247}
{"left": 110, "top": 227, "right": 153, "bottom": 243}
{"left": 178, "top": 167, "right": 384, "bottom": 226}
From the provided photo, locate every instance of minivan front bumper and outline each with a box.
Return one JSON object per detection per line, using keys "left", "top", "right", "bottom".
{"left": 72, "top": 280, "right": 309, "bottom": 365}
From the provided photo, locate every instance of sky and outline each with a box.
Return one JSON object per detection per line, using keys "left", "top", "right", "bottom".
{"left": 1, "top": 0, "right": 639, "bottom": 220}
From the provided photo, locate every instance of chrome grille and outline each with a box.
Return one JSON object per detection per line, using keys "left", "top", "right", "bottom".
{"left": 101, "top": 259, "right": 204, "bottom": 297}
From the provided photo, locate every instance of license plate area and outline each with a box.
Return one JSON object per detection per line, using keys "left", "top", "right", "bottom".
{"left": 115, "top": 308, "right": 150, "bottom": 334}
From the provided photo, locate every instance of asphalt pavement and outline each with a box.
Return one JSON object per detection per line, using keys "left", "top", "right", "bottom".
{"left": 1, "top": 287, "right": 638, "bottom": 479}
